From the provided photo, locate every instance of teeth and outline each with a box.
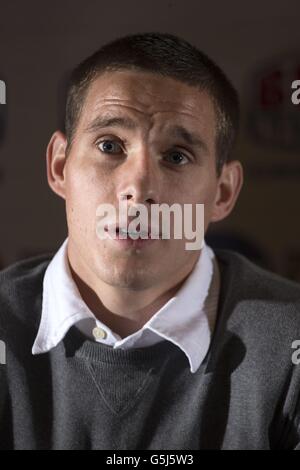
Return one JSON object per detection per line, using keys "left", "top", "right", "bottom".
{"left": 119, "top": 228, "right": 148, "bottom": 236}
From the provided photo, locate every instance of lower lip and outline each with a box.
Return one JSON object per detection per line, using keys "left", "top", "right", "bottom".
{"left": 105, "top": 230, "right": 160, "bottom": 248}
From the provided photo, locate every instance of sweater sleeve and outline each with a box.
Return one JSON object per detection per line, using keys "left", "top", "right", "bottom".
{"left": 291, "top": 392, "right": 300, "bottom": 450}
{"left": 0, "top": 320, "right": 6, "bottom": 419}
{"left": 291, "top": 416, "right": 300, "bottom": 449}
{"left": 0, "top": 328, "right": 13, "bottom": 450}
{"left": 281, "top": 364, "right": 300, "bottom": 450}
{"left": 0, "top": 355, "right": 10, "bottom": 449}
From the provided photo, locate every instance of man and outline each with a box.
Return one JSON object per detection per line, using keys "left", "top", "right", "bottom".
{"left": 1, "top": 32, "right": 300, "bottom": 450}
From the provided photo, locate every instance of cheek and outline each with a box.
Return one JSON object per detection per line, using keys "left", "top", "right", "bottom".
{"left": 68, "top": 160, "right": 111, "bottom": 203}
{"left": 177, "top": 171, "right": 217, "bottom": 205}
{"left": 185, "top": 176, "right": 218, "bottom": 227}
{"left": 65, "top": 169, "right": 102, "bottom": 233}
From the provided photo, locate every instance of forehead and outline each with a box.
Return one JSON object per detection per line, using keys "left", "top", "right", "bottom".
{"left": 80, "top": 70, "right": 216, "bottom": 133}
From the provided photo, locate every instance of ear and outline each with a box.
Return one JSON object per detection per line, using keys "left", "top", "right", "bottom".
{"left": 46, "top": 130, "right": 68, "bottom": 200}
{"left": 210, "top": 160, "right": 243, "bottom": 222}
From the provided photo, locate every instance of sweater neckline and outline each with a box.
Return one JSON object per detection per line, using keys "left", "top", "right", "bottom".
{"left": 58, "top": 251, "right": 235, "bottom": 370}
{"left": 63, "top": 325, "right": 182, "bottom": 367}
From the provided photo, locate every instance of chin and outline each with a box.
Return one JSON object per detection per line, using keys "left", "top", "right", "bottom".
{"left": 103, "top": 265, "right": 155, "bottom": 290}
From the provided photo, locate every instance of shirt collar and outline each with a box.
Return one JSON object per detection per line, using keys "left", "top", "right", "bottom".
{"left": 144, "top": 243, "right": 219, "bottom": 372}
{"left": 32, "top": 237, "right": 219, "bottom": 373}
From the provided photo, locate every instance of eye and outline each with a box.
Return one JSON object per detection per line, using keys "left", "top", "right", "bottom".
{"left": 164, "top": 150, "right": 189, "bottom": 166}
{"left": 97, "top": 139, "right": 123, "bottom": 155}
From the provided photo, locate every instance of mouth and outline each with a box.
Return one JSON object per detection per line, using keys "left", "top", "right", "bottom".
{"left": 104, "top": 225, "right": 162, "bottom": 239}
{"left": 103, "top": 224, "right": 162, "bottom": 249}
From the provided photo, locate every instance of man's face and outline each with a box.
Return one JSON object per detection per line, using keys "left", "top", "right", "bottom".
{"left": 61, "top": 70, "right": 220, "bottom": 290}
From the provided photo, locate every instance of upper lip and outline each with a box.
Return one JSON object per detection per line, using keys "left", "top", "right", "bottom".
{"left": 105, "top": 224, "right": 161, "bottom": 236}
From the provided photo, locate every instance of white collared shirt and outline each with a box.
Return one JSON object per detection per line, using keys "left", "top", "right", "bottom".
{"left": 32, "top": 238, "right": 220, "bottom": 373}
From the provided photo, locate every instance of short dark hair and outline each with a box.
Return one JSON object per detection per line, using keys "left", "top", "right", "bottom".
{"left": 65, "top": 32, "right": 239, "bottom": 175}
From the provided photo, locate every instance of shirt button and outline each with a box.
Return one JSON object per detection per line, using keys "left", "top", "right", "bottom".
{"left": 92, "top": 327, "right": 107, "bottom": 340}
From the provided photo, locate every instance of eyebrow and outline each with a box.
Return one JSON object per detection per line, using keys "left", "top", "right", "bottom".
{"left": 85, "top": 115, "right": 208, "bottom": 152}
{"left": 168, "top": 125, "right": 208, "bottom": 152}
{"left": 85, "top": 115, "right": 138, "bottom": 133}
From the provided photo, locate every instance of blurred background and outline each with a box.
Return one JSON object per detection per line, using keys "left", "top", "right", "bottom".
{"left": 0, "top": 0, "right": 300, "bottom": 280}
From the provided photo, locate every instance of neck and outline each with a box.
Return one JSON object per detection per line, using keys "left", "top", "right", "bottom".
{"left": 70, "top": 265, "right": 188, "bottom": 338}
{"left": 67, "top": 242, "right": 199, "bottom": 339}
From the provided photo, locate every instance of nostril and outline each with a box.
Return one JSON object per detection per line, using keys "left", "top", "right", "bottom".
{"left": 120, "top": 194, "right": 131, "bottom": 201}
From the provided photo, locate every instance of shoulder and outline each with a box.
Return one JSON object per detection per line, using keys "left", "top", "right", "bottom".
{"left": 213, "top": 248, "right": 300, "bottom": 346}
{"left": 0, "top": 252, "right": 53, "bottom": 284}
{"left": 210, "top": 250, "right": 300, "bottom": 446}
{"left": 0, "top": 253, "right": 54, "bottom": 335}
{"left": 214, "top": 248, "right": 300, "bottom": 304}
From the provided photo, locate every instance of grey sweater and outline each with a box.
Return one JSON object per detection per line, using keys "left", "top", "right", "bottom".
{"left": 1, "top": 249, "right": 300, "bottom": 450}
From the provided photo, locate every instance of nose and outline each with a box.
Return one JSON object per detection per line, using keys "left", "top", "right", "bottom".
{"left": 117, "top": 146, "right": 160, "bottom": 206}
